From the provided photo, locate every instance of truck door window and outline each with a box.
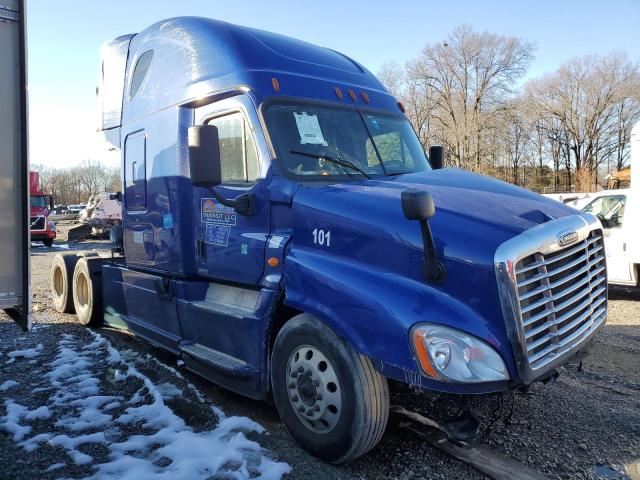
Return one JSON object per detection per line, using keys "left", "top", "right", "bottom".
{"left": 207, "top": 112, "right": 258, "bottom": 184}
{"left": 582, "top": 195, "right": 626, "bottom": 229}
{"left": 124, "top": 133, "right": 147, "bottom": 211}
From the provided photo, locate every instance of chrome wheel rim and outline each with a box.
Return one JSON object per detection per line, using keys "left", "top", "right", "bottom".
{"left": 286, "top": 345, "right": 341, "bottom": 434}
{"left": 53, "top": 266, "right": 64, "bottom": 297}
{"left": 77, "top": 272, "right": 89, "bottom": 308}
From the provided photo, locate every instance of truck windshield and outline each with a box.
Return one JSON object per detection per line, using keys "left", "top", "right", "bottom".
{"left": 264, "top": 102, "right": 430, "bottom": 179}
{"left": 30, "top": 196, "right": 46, "bottom": 207}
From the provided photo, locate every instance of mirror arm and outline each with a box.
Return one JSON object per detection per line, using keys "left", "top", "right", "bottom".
{"left": 207, "top": 187, "right": 254, "bottom": 216}
{"left": 418, "top": 220, "right": 446, "bottom": 284}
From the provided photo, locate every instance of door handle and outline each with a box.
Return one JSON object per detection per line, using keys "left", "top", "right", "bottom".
{"left": 197, "top": 240, "right": 207, "bottom": 261}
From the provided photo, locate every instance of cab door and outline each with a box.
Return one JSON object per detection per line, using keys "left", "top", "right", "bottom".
{"left": 193, "top": 96, "right": 270, "bottom": 285}
{"left": 584, "top": 194, "right": 634, "bottom": 285}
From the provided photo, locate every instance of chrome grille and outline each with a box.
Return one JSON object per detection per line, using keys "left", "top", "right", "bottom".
{"left": 30, "top": 216, "right": 45, "bottom": 230}
{"left": 514, "top": 229, "right": 607, "bottom": 369}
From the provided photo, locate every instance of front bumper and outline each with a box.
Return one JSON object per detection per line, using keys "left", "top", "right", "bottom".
{"left": 31, "top": 229, "right": 56, "bottom": 240}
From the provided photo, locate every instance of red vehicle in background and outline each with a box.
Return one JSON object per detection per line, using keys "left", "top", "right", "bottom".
{"left": 29, "top": 171, "right": 56, "bottom": 246}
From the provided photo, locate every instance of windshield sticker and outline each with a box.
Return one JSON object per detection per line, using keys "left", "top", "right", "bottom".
{"left": 294, "top": 112, "right": 327, "bottom": 146}
{"left": 201, "top": 198, "right": 237, "bottom": 226}
{"left": 205, "top": 224, "right": 231, "bottom": 246}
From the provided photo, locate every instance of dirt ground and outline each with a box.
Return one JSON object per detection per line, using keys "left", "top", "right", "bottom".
{"left": 1, "top": 236, "right": 639, "bottom": 479}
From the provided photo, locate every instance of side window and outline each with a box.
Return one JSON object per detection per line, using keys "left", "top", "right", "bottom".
{"left": 582, "top": 195, "right": 626, "bottom": 229}
{"left": 207, "top": 112, "right": 259, "bottom": 184}
{"left": 124, "top": 133, "right": 146, "bottom": 211}
{"left": 129, "top": 50, "right": 153, "bottom": 100}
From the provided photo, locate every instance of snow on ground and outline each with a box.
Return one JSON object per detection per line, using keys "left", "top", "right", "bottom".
{"left": 0, "top": 331, "right": 290, "bottom": 479}
{"left": 0, "top": 380, "right": 18, "bottom": 391}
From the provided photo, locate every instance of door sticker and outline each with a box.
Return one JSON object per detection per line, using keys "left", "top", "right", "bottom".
{"left": 205, "top": 224, "right": 231, "bottom": 246}
{"left": 201, "top": 198, "right": 236, "bottom": 226}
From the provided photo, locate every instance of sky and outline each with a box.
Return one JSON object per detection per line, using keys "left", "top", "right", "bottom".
{"left": 26, "top": 0, "right": 640, "bottom": 169}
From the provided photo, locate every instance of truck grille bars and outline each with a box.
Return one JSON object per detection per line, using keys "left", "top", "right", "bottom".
{"left": 30, "top": 216, "right": 45, "bottom": 230}
{"left": 494, "top": 214, "right": 607, "bottom": 383}
{"left": 514, "top": 230, "right": 607, "bottom": 370}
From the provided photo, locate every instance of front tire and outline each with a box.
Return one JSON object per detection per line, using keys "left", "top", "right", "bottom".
{"left": 72, "top": 257, "right": 103, "bottom": 327}
{"left": 43, "top": 238, "right": 54, "bottom": 247}
{"left": 271, "top": 314, "right": 389, "bottom": 463}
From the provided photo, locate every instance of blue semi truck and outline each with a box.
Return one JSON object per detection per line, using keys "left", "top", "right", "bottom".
{"left": 50, "top": 17, "right": 608, "bottom": 462}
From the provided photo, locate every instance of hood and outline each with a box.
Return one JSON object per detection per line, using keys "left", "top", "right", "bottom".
{"left": 292, "top": 168, "right": 577, "bottom": 270}
{"left": 287, "top": 168, "right": 585, "bottom": 375}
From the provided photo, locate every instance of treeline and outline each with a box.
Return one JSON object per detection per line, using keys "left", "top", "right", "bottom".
{"left": 379, "top": 25, "right": 640, "bottom": 193}
{"left": 33, "top": 160, "right": 120, "bottom": 205}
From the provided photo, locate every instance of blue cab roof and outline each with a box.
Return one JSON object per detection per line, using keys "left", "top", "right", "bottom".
{"left": 120, "top": 17, "right": 399, "bottom": 122}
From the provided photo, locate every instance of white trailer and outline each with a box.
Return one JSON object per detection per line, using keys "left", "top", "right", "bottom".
{"left": 0, "top": 0, "right": 30, "bottom": 329}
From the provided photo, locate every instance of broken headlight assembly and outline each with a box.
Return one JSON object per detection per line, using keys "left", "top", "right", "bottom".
{"left": 411, "top": 324, "right": 509, "bottom": 383}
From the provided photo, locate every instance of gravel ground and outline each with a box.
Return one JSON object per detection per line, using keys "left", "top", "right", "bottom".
{"left": 1, "top": 237, "right": 639, "bottom": 479}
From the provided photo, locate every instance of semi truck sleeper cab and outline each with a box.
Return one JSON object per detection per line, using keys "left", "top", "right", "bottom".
{"left": 50, "top": 17, "right": 607, "bottom": 463}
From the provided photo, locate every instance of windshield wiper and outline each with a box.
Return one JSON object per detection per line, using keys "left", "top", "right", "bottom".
{"left": 290, "top": 150, "right": 371, "bottom": 179}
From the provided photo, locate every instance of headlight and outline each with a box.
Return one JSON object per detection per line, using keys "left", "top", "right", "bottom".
{"left": 411, "top": 324, "right": 509, "bottom": 383}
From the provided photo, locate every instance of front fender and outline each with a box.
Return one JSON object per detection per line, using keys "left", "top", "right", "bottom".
{"left": 283, "top": 246, "right": 513, "bottom": 394}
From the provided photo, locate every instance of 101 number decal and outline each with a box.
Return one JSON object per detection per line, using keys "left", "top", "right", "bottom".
{"left": 312, "top": 228, "right": 331, "bottom": 246}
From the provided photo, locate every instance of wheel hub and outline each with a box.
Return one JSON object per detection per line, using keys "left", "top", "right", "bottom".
{"left": 286, "top": 345, "right": 342, "bottom": 434}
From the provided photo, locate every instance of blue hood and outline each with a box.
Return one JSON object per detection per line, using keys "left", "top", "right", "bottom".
{"left": 287, "top": 168, "right": 579, "bottom": 384}
{"left": 292, "top": 168, "right": 577, "bottom": 271}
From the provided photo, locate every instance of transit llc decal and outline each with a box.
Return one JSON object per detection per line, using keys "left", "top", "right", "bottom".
{"left": 201, "top": 198, "right": 237, "bottom": 226}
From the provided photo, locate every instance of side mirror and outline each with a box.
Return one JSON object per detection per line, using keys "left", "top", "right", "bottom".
{"left": 401, "top": 188, "right": 445, "bottom": 284}
{"left": 188, "top": 125, "right": 221, "bottom": 188}
{"left": 109, "top": 191, "right": 122, "bottom": 202}
{"left": 46, "top": 195, "right": 54, "bottom": 211}
{"left": 401, "top": 189, "right": 435, "bottom": 221}
{"left": 428, "top": 145, "right": 444, "bottom": 170}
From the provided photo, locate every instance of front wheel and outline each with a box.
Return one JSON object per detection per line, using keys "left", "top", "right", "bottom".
{"left": 271, "top": 314, "right": 389, "bottom": 463}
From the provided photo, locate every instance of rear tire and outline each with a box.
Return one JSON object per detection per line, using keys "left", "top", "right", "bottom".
{"left": 51, "top": 253, "right": 79, "bottom": 313}
{"left": 72, "top": 257, "right": 104, "bottom": 327}
{"left": 43, "top": 238, "right": 54, "bottom": 247}
{"left": 271, "top": 314, "right": 389, "bottom": 463}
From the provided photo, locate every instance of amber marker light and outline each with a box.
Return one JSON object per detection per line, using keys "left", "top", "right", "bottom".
{"left": 334, "top": 86, "right": 343, "bottom": 100}
{"left": 272, "top": 77, "right": 280, "bottom": 92}
{"left": 348, "top": 90, "right": 357, "bottom": 102}
{"left": 360, "top": 91, "right": 370, "bottom": 103}
{"left": 412, "top": 329, "right": 439, "bottom": 378}
{"left": 267, "top": 257, "right": 279, "bottom": 267}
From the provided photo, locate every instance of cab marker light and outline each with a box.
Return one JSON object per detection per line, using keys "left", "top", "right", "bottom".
{"left": 334, "top": 86, "right": 343, "bottom": 101}
{"left": 272, "top": 77, "right": 280, "bottom": 92}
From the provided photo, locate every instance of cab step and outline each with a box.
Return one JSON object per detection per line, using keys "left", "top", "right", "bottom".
{"left": 179, "top": 342, "right": 256, "bottom": 378}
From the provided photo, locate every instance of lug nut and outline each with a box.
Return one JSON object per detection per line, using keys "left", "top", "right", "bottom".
{"left": 298, "top": 406, "right": 305, "bottom": 413}
{"left": 297, "top": 366, "right": 304, "bottom": 373}
{"left": 306, "top": 409, "right": 313, "bottom": 416}
{"left": 290, "top": 395, "right": 299, "bottom": 402}
{"left": 314, "top": 405, "right": 320, "bottom": 412}
{"left": 314, "top": 380, "right": 320, "bottom": 387}
{"left": 290, "top": 372, "right": 298, "bottom": 378}
{"left": 288, "top": 382, "right": 296, "bottom": 389}
{"left": 316, "top": 394, "right": 323, "bottom": 400}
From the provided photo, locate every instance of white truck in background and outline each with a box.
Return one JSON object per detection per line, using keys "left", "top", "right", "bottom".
{"left": 545, "top": 123, "right": 640, "bottom": 287}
